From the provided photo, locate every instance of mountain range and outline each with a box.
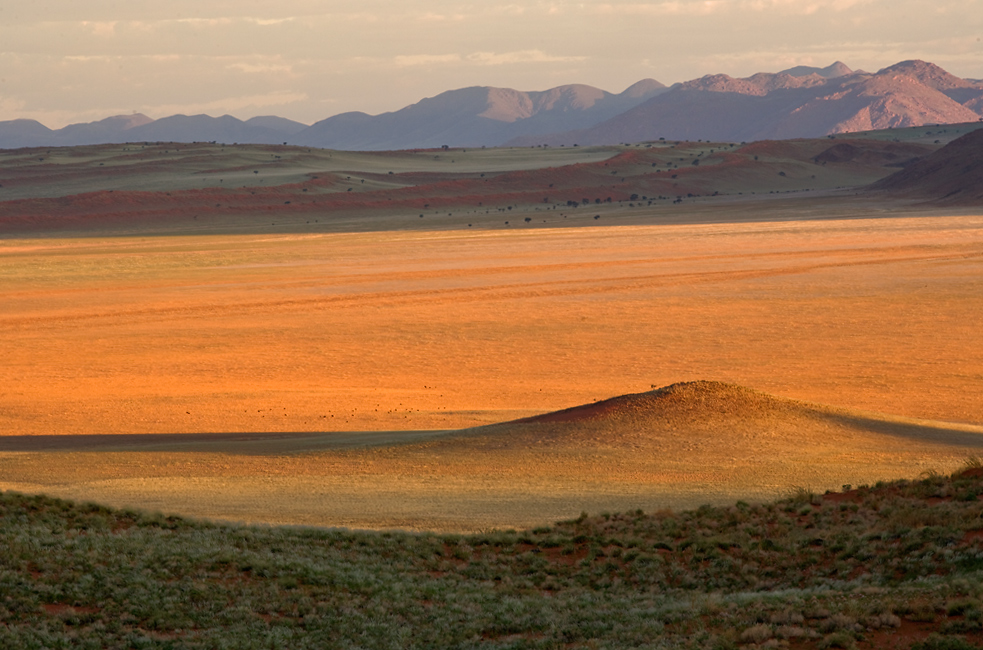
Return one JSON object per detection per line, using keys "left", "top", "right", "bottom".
{"left": 1, "top": 60, "right": 980, "bottom": 151}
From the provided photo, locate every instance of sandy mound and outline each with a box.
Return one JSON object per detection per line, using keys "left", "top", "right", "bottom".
{"left": 870, "top": 127, "right": 983, "bottom": 204}
{"left": 5, "top": 382, "right": 983, "bottom": 531}
{"left": 516, "top": 380, "right": 797, "bottom": 425}
{"left": 437, "top": 380, "right": 983, "bottom": 457}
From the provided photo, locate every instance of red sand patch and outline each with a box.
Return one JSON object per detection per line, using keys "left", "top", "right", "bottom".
{"left": 0, "top": 141, "right": 859, "bottom": 232}
{"left": 821, "top": 490, "right": 862, "bottom": 504}
{"left": 43, "top": 603, "right": 101, "bottom": 616}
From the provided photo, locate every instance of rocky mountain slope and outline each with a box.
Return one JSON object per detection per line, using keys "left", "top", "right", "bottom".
{"left": 514, "top": 60, "right": 983, "bottom": 146}
{"left": 294, "top": 80, "right": 668, "bottom": 150}
{"left": 0, "top": 60, "right": 979, "bottom": 150}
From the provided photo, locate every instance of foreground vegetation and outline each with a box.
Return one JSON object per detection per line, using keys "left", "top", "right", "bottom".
{"left": 6, "top": 468, "right": 983, "bottom": 648}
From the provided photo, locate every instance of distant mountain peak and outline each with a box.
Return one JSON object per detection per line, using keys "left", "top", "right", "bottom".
{"left": 878, "top": 59, "right": 972, "bottom": 90}
{"left": 100, "top": 113, "right": 154, "bottom": 129}
{"left": 780, "top": 61, "right": 853, "bottom": 79}
{"left": 881, "top": 59, "right": 946, "bottom": 74}
{"left": 621, "top": 78, "right": 667, "bottom": 98}
{"left": 678, "top": 73, "right": 769, "bottom": 96}
{"left": 0, "top": 59, "right": 980, "bottom": 151}
{"left": 244, "top": 115, "right": 309, "bottom": 135}
{"left": 510, "top": 59, "right": 983, "bottom": 148}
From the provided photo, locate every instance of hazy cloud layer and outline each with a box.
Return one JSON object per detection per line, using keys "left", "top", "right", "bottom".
{"left": 0, "top": 0, "right": 979, "bottom": 126}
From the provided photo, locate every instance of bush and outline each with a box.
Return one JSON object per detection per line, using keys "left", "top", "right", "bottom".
{"left": 739, "top": 624, "right": 772, "bottom": 644}
{"left": 911, "top": 634, "right": 981, "bottom": 650}
{"left": 818, "top": 631, "right": 856, "bottom": 649}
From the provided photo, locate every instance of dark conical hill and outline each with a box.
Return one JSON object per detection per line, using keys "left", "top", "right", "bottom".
{"left": 870, "top": 127, "right": 983, "bottom": 204}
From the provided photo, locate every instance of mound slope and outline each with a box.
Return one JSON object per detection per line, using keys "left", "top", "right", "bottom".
{"left": 3, "top": 383, "right": 983, "bottom": 532}
{"left": 423, "top": 382, "right": 983, "bottom": 484}
{"left": 515, "top": 381, "right": 804, "bottom": 426}
{"left": 870, "top": 126, "right": 983, "bottom": 204}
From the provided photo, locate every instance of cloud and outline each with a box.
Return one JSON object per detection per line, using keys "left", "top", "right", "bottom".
{"left": 80, "top": 21, "right": 118, "bottom": 37}
{"left": 394, "top": 54, "right": 462, "bottom": 67}
{"left": 61, "top": 54, "right": 183, "bottom": 64}
{"left": 0, "top": 97, "right": 28, "bottom": 114}
{"left": 227, "top": 62, "right": 295, "bottom": 74}
{"left": 483, "top": 5, "right": 529, "bottom": 16}
{"left": 394, "top": 50, "right": 586, "bottom": 68}
{"left": 243, "top": 17, "right": 298, "bottom": 26}
{"left": 741, "top": 0, "right": 872, "bottom": 11}
{"left": 143, "top": 91, "right": 310, "bottom": 118}
{"left": 62, "top": 55, "right": 116, "bottom": 63}
{"left": 466, "top": 50, "right": 587, "bottom": 65}
{"left": 173, "top": 17, "right": 235, "bottom": 28}
{"left": 416, "top": 12, "right": 466, "bottom": 22}
{"left": 589, "top": 0, "right": 872, "bottom": 16}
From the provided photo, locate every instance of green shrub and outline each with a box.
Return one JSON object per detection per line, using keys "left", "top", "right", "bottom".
{"left": 911, "top": 634, "right": 981, "bottom": 650}
{"left": 818, "top": 631, "right": 856, "bottom": 649}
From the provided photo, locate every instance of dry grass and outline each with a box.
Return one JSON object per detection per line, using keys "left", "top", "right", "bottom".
{"left": 1, "top": 135, "right": 983, "bottom": 531}
{"left": 5, "top": 468, "right": 983, "bottom": 648}
{"left": 2, "top": 382, "right": 983, "bottom": 531}
{"left": 3, "top": 212, "right": 983, "bottom": 439}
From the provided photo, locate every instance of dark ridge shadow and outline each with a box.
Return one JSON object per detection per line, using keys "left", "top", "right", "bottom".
{"left": 819, "top": 410, "right": 983, "bottom": 447}
{"left": 0, "top": 430, "right": 456, "bottom": 454}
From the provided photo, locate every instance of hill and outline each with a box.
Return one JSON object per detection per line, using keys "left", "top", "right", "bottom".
{"left": 4, "top": 467, "right": 983, "bottom": 646}
{"left": 291, "top": 81, "right": 667, "bottom": 150}
{"left": 0, "top": 126, "right": 943, "bottom": 234}
{"left": 511, "top": 60, "right": 983, "bottom": 146}
{"left": 0, "top": 113, "right": 309, "bottom": 149}
{"left": 780, "top": 61, "right": 854, "bottom": 78}
{"left": 7, "top": 380, "right": 982, "bottom": 533}
{"left": 431, "top": 380, "right": 983, "bottom": 467}
{"left": 870, "top": 128, "right": 983, "bottom": 204}
{"left": 1, "top": 60, "right": 980, "bottom": 151}
{"left": 0, "top": 82, "right": 666, "bottom": 151}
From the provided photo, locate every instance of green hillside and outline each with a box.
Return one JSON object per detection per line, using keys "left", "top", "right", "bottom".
{"left": 5, "top": 467, "right": 983, "bottom": 648}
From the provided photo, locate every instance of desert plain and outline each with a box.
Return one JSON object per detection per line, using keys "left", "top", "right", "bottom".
{"left": 1, "top": 128, "right": 982, "bottom": 532}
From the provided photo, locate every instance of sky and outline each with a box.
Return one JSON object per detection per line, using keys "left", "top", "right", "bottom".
{"left": 0, "top": 0, "right": 980, "bottom": 128}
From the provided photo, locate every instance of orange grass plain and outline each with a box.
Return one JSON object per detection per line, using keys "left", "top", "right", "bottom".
{"left": 2, "top": 205, "right": 983, "bottom": 530}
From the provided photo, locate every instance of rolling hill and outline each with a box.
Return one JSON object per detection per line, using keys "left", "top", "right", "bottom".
{"left": 5, "top": 120, "right": 972, "bottom": 235}
{"left": 0, "top": 129, "right": 941, "bottom": 234}
{"left": 435, "top": 381, "right": 983, "bottom": 466}
{"left": 870, "top": 127, "right": 983, "bottom": 204}
{"left": 4, "top": 381, "right": 983, "bottom": 533}
{"left": 5, "top": 468, "right": 983, "bottom": 647}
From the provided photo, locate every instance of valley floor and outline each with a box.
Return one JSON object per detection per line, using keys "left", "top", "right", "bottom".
{"left": 2, "top": 201, "right": 982, "bottom": 530}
